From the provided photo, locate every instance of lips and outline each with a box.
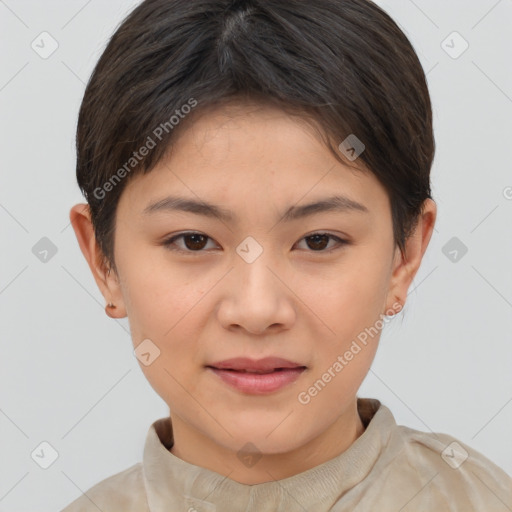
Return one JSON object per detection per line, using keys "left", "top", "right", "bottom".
{"left": 206, "top": 357, "right": 306, "bottom": 395}
{"left": 206, "top": 356, "right": 306, "bottom": 372}
{"left": 206, "top": 357, "right": 307, "bottom": 394}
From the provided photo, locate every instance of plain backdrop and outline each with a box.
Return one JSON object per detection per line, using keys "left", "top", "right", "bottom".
{"left": 0, "top": 0, "right": 511, "bottom": 510}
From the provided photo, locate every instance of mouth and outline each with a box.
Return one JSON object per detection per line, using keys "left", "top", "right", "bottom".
{"left": 209, "top": 368, "right": 304, "bottom": 374}
{"left": 205, "top": 357, "right": 307, "bottom": 394}
{"left": 206, "top": 356, "right": 306, "bottom": 372}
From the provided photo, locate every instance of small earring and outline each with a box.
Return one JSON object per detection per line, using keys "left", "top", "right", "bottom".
{"left": 106, "top": 269, "right": 116, "bottom": 313}
{"left": 105, "top": 302, "right": 117, "bottom": 317}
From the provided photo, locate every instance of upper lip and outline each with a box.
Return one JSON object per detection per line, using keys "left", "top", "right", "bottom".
{"left": 207, "top": 357, "right": 306, "bottom": 372}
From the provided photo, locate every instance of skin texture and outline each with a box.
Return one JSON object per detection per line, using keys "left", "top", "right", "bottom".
{"left": 70, "top": 101, "right": 436, "bottom": 484}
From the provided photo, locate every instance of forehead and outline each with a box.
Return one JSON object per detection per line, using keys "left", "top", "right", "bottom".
{"left": 117, "top": 102, "right": 390, "bottom": 220}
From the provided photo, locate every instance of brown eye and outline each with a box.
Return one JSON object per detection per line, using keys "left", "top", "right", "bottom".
{"left": 296, "top": 233, "right": 348, "bottom": 252}
{"left": 182, "top": 233, "right": 208, "bottom": 250}
{"left": 305, "top": 234, "right": 330, "bottom": 251}
{"left": 162, "top": 232, "right": 217, "bottom": 252}
{"left": 162, "top": 231, "right": 348, "bottom": 254}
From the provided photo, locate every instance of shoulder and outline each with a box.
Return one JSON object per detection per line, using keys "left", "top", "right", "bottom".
{"left": 59, "top": 462, "right": 148, "bottom": 512}
{"left": 383, "top": 423, "right": 512, "bottom": 511}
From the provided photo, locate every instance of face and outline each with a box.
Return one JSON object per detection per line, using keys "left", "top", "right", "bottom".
{"left": 72, "top": 101, "right": 435, "bottom": 481}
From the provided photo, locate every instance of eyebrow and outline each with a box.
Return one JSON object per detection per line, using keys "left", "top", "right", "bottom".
{"left": 142, "top": 194, "right": 369, "bottom": 223}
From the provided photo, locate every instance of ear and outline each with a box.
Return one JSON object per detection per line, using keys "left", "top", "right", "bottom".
{"left": 69, "top": 203, "right": 127, "bottom": 319}
{"left": 384, "top": 198, "right": 437, "bottom": 315}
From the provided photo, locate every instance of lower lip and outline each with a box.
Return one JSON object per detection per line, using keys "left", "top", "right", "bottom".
{"left": 208, "top": 367, "right": 306, "bottom": 394}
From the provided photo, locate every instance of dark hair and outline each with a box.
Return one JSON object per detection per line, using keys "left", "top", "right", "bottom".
{"left": 76, "top": 0, "right": 434, "bottom": 274}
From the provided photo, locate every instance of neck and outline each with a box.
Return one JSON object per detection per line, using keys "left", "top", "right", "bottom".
{"left": 170, "top": 398, "right": 365, "bottom": 484}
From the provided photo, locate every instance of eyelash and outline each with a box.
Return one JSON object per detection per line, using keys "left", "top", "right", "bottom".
{"left": 161, "top": 231, "right": 349, "bottom": 254}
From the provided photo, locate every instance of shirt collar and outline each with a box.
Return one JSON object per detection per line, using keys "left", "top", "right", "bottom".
{"left": 142, "top": 398, "right": 394, "bottom": 512}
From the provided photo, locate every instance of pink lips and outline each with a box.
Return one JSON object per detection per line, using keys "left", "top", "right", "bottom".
{"left": 206, "top": 357, "right": 307, "bottom": 394}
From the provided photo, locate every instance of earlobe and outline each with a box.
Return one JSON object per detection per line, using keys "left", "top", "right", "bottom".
{"left": 69, "top": 203, "right": 127, "bottom": 318}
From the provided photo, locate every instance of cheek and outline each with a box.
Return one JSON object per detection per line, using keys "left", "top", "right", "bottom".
{"left": 117, "top": 247, "right": 206, "bottom": 334}
{"left": 120, "top": 266, "right": 213, "bottom": 401}
{"left": 123, "top": 266, "right": 207, "bottom": 402}
{"left": 305, "top": 257, "right": 390, "bottom": 333}
{"left": 298, "top": 258, "right": 390, "bottom": 391}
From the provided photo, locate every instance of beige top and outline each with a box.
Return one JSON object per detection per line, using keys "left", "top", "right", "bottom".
{"left": 61, "top": 398, "right": 512, "bottom": 511}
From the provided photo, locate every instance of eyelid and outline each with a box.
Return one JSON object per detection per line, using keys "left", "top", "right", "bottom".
{"left": 162, "top": 231, "right": 219, "bottom": 253}
{"left": 295, "top": 232, "right": 349, "bottom": 252}
{"left": 161, "top": 231, "right": 349, "bottom": 253}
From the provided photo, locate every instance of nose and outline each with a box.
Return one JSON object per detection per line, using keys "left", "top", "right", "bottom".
{"left": 216, "top": 250, "right": 296, "bottom": 335}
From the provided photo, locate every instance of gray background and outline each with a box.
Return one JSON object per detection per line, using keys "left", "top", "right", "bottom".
{"left": 1, "top": 0, "right": 511, "bottom": 510}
